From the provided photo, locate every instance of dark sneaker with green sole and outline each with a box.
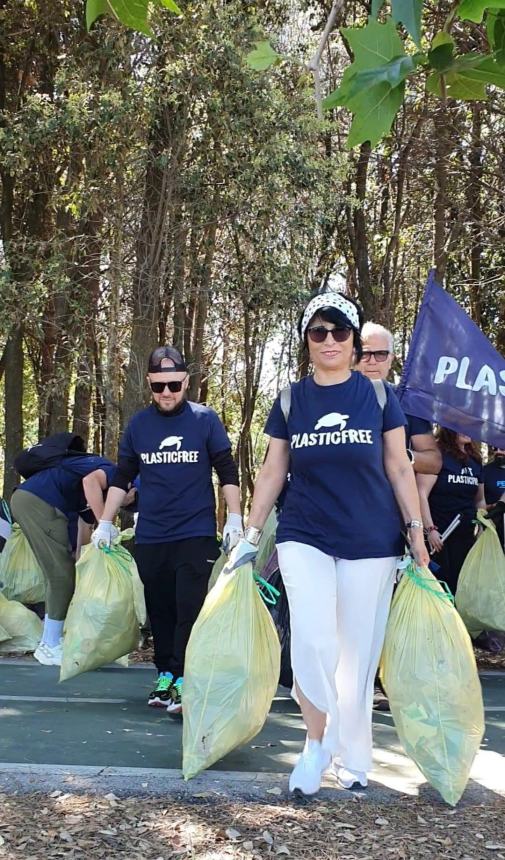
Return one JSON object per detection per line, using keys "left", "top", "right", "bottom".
{"left": 148, "top": 673, "right": 174, "bottom": 707}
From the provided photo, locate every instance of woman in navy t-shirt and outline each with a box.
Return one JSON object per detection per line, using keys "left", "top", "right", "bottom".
{"left": 417, "top": 428, "right": 486, "bottom": 595}
{"left": 231, "top": 290, "right": 428, "bottom": 796}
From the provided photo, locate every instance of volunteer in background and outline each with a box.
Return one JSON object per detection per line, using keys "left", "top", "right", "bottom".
{"left": 231, "top": 291, "right": 429, "bottom": 795}
{"left": 10, "top": 447, "right": 117, "bottom": 666}
{"left": 92, "top": 347, "right": 242, "bottom": 715}
{"left": 417, "top": 428, "right": 486, "bottom": 595}
{"left": 483, "top": 447, "right": 505, "bottom": 549}
{"left": 356, "top": 322, "right": 441, "bottom": 475}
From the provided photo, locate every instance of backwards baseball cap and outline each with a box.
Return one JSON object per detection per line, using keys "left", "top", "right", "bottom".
{"left": 147, "top": 346, "right": 187, "bottom": 373}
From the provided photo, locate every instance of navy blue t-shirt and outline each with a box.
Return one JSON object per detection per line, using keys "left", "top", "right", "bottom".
{"left": 118, "top": 402, "right": 231, "bottom": 544}
{"left": 483, "top": 462, "right": 505, "bottom": 505}
{"left": 406, "top": 414, "right": 432, "bottom": 447}
{"left": 265, "top": 372, "right": 406, "bottom": 559}
{"left": 428, "top": 453, "right": 483, "bottom": 531}
{"left": 16, "top": 456, "right": 116, "bottom": 517}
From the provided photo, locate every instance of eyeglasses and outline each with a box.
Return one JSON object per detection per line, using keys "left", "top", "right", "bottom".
{"left": 150, "top": 380, "right": 185, "bottom": 393}
{"left": 361, "top": 350, "right": 390, "bottom": 363}
{"left": 307, "top": 326, "right": 352, "bottom": 344}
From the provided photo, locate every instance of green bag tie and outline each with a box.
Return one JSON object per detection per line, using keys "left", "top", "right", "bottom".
{"left": 404, "top": 562, "right": 455, "bottom": 604}
{"left": 253, "top": 573, "right": 280, "bottom": 606}
{"left": 1, "top": 500, "right": 12, "bottom": 525}
{"left": 100, "top": 542, "right": 133, "bottom": 577}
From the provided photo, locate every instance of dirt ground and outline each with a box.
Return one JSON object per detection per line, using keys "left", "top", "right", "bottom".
{"left": 0, "top": 791, "right": 504, "bottom": 860}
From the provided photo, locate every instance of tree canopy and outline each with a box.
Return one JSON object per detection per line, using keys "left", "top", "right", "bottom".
{"left": 1, "top": 0, "right": 503, "bottom": 504}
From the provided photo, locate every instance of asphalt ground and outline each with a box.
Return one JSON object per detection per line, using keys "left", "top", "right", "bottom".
{"left": 0, "top": 660, "right": 503, "bottom": 802}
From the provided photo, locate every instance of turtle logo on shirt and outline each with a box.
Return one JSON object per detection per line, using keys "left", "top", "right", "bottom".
{"left": 315, "top": 412, "right": 350, "bottom": 431}
{"left": 159, "top": 435, "right": 184, "bottom": 451}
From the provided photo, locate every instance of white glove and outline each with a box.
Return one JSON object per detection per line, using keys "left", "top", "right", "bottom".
{"left": 91, "top": 520, "right": 119, "bottom": 549}
{"left": 222, "top": 513, "right": 244, "bottom": 554}
{"left": 228, "top": 538, "right": 258, "bottom": 571}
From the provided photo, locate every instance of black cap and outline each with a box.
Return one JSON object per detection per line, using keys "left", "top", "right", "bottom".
{"left": 147, "top": 346, "right": 187, "bottom": 373}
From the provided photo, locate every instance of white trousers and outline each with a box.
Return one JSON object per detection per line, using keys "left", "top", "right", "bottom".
{"left": 277, "top": 541, "right": 397, "bottom": 775}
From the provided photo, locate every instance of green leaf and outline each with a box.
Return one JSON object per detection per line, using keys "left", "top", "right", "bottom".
{"left": 427, "top": 54, "right": 505, "bottom": 99}
{"left": 431, "top": 31, "right": 454, "bottom": 50}
{"left": 86, "top": 0, "right": 109, "bottom": 29}
{"left": 327, "top": 19, "right": 408, "bottom": 147}
{"left": 158, "top": 0, "right": 183, "bottom": 15}
{"left": 391, "top": 0, "right": 423, "bottom": 46}
{"left": 457, "top": 0, "right": 505, "bottom": 24}
{"left": 86, "top": 0, "right": 153, "bottom": 35}
{"left": 487, "top": 9, "right": 505, "bottom": 62}
{"left": 428, "top": 34, "right": 455, "bottom": 71}
{"left": 338, "top": 54, "right": 418, "bottom": 104}
{"left": 426, "top": 70, "right": 487, "bottom": 99}
{"left": 346, "top": 81, "right": 405, "bottom": 148}
{"left": 245, "top": 40, "right": 280, "bottom": 71}
{"left": 342, "top": 17, "right": 405, "bottom": 71}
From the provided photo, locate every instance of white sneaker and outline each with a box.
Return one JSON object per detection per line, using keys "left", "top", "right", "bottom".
{"left": 334, "top": 765, "right": 368, "bottom": 790}
{"left": 34, "top": 641, "right": 63, "bottom": 666}
{"left": 289, "top": 739, "right": 331, "bottom": 795}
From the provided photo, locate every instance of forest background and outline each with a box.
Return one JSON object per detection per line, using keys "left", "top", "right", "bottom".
{"left": 1, "top": 0, "right": 504, "bottom": 511}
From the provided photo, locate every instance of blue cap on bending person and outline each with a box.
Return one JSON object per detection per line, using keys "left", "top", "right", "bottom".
{"left": 148, "top": 346, "right": 187, "bottom": 373}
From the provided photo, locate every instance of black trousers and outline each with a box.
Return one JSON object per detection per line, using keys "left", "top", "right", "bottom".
{"left": 432, "top": 521, "right": 476, "bottom": 596}
{"left": 135, "top": 537, "right": 219, "bottom": 677}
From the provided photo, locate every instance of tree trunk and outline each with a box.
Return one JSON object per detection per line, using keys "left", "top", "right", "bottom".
{"left": 122, "top": 88, "right": 188, "bottom": 426}
{"left": 3, "top": 326, "right": 24, "bottom": 499}
{"left": 467, "top": 103, "right": 483, "bottom": 325}
{"left": 433, "top": 106, "right": 450, "bottom": 283}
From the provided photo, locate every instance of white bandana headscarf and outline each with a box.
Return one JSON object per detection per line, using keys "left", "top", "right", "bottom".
{"left": 300, "top": 292, "right": 360, "bottom": 340}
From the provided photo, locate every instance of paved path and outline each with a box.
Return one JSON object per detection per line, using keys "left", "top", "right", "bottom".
{"left": 0, "top": 660, "right": 503, "bottom": 802}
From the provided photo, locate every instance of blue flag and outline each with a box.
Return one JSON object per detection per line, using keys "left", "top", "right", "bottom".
{"left": 398, "top": 271, "right": 505, "bottom": 447}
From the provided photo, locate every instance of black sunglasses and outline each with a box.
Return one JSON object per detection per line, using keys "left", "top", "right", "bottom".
{"left": 361, "top": 350, "right": 390, "bottom": 363}
{"left": 307, "top": 325, "right": 353, "bottom": 344}
{"left": 150, "top": 380, "right": 185, "bottom": 393}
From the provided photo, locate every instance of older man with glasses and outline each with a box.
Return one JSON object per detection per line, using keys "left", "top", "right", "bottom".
{"left": 92, "top": 346, "right": 242, "bottom": 715}
{"left": 356, "top": 322, "right": 441, "bottom": 476}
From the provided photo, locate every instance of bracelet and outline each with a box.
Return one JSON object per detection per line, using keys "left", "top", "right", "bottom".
{"left": 426, "top": 525, "right": 438, "bottom": 533}
{"left": 244, "top": 525, "right": 262, "bottom": 546}
{"left": 405, "top": 519, "right": 423, "bottom": 530}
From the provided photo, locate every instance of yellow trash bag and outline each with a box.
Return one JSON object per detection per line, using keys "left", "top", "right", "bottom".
{"left": 60, "top": 531, "right": 146, "bottom": 682}
{"left": 0, "top": 592, "right": 43, "bottom": 653}
{"left": 0, "top": 523, "right": 45, "bottom": 604}
{"left": 183, "top": 561, "right": 281, "bottom": 779}
{"left": 456, "top": 510, "right": 505, "bottom": 634}
{"left": 380, "top": 562, "right": 484, "bottom": 806}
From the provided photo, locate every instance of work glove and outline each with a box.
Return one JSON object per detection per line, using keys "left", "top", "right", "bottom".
{"left": 222, "top": 513, "right": 244, "bottom": 554}
{"left": 228, "top": 538, "right": 259, "bottom": 572}
{"left": 91, "top": 520, "right": 119, "bottom": 549}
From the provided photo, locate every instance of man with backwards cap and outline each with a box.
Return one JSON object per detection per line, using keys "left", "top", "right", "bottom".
{"left": 92, "top": 347, "right": 242, "bottom": 714}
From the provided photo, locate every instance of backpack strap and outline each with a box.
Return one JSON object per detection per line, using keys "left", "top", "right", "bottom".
{"left": 280, "top": 386, "right": 291, "bottom": 424}
{"left": 371, "top": 379, "right": 387, "bottom": 411}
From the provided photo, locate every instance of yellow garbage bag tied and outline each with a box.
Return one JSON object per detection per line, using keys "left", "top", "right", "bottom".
{"left": 183, "top": 561, "right": 281, "bottom": 779}
{"left": 0, "top": 523, "right": 45, "bottom": 604}
{"left": 0, "top": 592, "right": 43, "bottom": 653}
{"left": 380, "top": 563, "right": 484, "bottom": 806}
{"left": 60, "top": 531, "right": 146, "bottom": 682}
{"left": 456, "top": 510, "right": 505, "bottom": 634}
